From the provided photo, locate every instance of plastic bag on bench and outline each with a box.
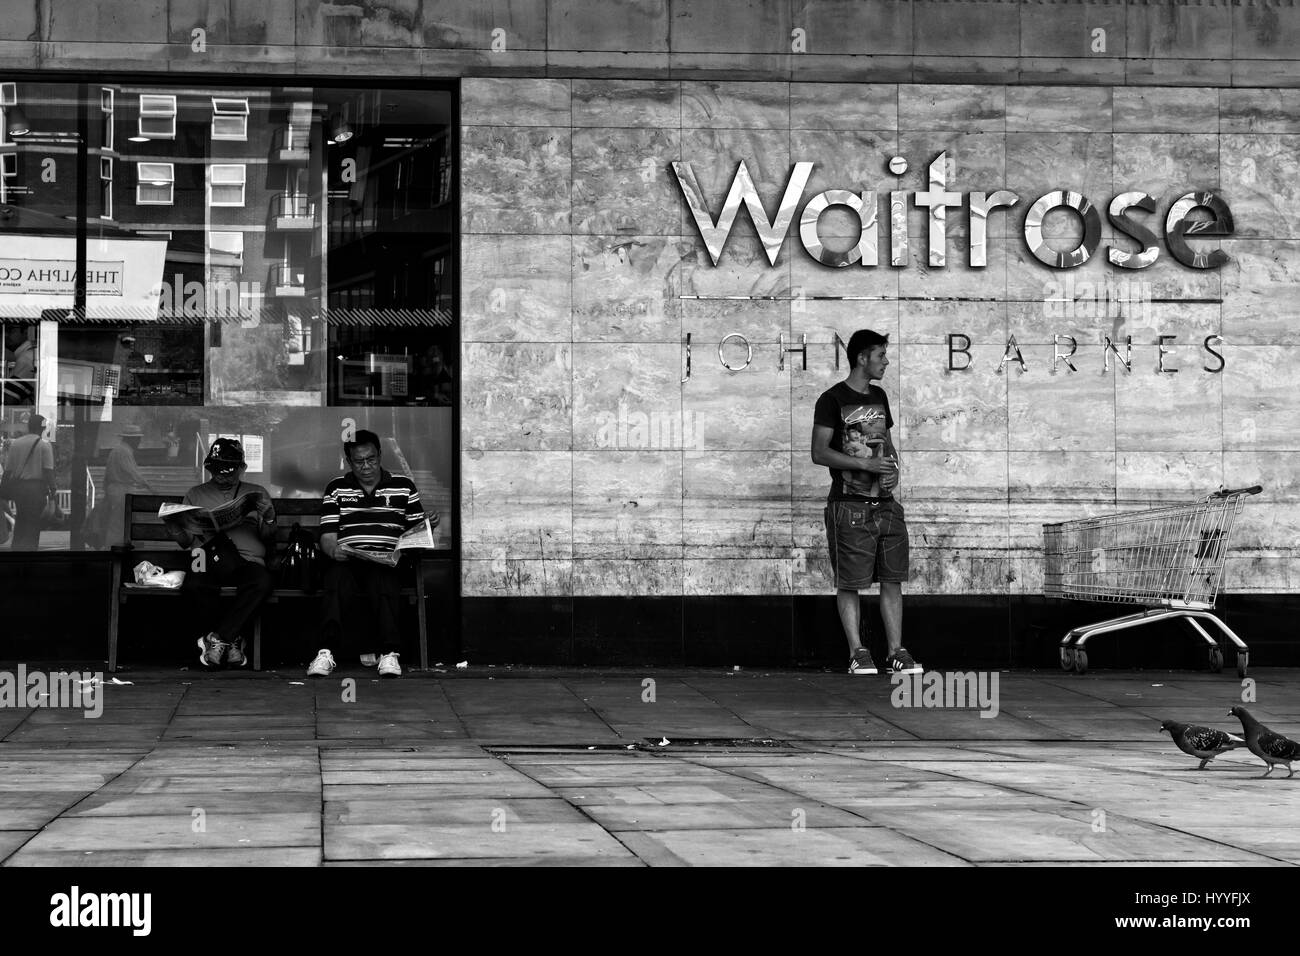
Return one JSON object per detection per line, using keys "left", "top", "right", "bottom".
{"left": 133, "top": 560, "right": 186, "bottom": 589}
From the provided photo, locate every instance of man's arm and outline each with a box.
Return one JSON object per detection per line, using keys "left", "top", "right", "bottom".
{"left": 811, "top": 424, "right": 895, "bottom": 474}
{"left": 319, "top": 483, "right": 345, "bottom": 561}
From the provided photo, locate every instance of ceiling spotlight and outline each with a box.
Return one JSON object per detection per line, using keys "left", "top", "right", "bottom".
{"left": 128, "top": 134, "right": 149, "bottom": 143}
{"left": 5, "top": 105, "right": 30, "bottom": 137}
{"left": 328, "top": 115, "right": 353, "bottom": 144}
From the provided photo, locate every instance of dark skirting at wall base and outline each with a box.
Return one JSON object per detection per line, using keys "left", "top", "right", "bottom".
{"left": 461, "top": 593, "right": 1300, "bottom": 670}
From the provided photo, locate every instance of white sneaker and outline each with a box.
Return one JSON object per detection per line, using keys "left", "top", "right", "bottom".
{"left": 307, "top": 648, "right": 336, "bottom": 677}
{"left": 359, "top": 654, "right": 378, "bottom": 668}
{"left": 377, "top": 652, "right": 401, "bottom": 678}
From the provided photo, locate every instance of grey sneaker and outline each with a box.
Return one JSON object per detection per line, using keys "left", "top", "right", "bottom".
{"left": 848, "top": 647, "right": 878, "bottom": 675}
{"left": 197, "top": 632, "right": 228, "bottom": 668}
{"left": 226, "top": 639, "right": 247, "bottom": 668}
{"left": 307, "top": 648, "right": 336, "bottom": 677}
{"left": 885, "top": 647, "right": 923, "bottom": 675}
{"left": 377, "top": 652, "right": 401, "bottom": 678}
{"left": 359, "top": 654, "right": 378, "bottom": 668}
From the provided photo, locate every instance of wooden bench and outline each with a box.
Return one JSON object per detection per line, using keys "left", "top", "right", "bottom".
{"left": 108, "top": 493, "right": 430, "bottom": 673}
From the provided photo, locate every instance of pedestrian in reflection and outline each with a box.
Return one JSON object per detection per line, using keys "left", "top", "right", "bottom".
{"left": 2, "top": 413, "right": 55, "bottom": 550}
{"left": 93, "top": 424, "right": 153, "bottom": 548}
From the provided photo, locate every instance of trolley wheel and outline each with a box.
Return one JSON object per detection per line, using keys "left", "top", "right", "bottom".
{"left": 1237, "top": 651, "right": 1249, "bottom": 679}
{"left": 1208, "top": 647, "right": 1223, "bottom": 673}
{"left": 1059, "top": 646, "right": 1076, "bottom": 671}
{"left": 1073, "top": 649, "right": 1088, "bottom": 675}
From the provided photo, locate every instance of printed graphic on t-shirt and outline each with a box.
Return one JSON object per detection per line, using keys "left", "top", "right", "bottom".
{"left": 840, "top": 404, "right": 888, "bottom": 497}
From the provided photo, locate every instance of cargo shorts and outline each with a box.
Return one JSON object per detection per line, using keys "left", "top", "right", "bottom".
{"left": 824, "top": 498, "right": 909, "bottom": 591}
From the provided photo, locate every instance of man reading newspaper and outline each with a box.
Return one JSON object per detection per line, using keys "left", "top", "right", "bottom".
{"left": 308, "top": 429, "right": 437, "bottom": 679}
{"left": 163, "top": 438, "right": 277, "bottom": 668}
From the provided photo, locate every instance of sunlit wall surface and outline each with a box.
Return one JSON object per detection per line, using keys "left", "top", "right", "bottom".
{"left": 0, "top": 82, "right": 456, "bottom": 552}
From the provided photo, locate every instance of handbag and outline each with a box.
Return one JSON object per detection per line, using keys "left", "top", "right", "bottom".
{"left": 277, "top": 523, "right": 321, "bottom": 592}
{"left": 200, "top": 531, "right": 243, "bottom": 572}
{"left": 41, "top": 492, "right": 65, "bottom": 529}
{"left": 0, "top": 437, "right": 40, "bottom": 502}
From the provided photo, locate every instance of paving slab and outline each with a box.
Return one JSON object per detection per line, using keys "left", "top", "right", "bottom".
{"left": 323, "top": 822, "right": 631, "bottom": 861}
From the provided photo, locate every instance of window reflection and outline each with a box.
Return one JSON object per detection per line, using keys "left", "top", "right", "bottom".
{"left": 0, "top": 81, "right": 456, "bottom": 552}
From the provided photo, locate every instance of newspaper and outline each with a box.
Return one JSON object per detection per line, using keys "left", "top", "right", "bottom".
{"left": 336, "top": 516, "right": 439, "bottom": 568}
{"left": 158, "top": 493, "right": 262, "bottom": 532}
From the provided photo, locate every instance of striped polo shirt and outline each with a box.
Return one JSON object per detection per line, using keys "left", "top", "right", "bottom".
{"left": 320, "top": 469, "right": 424, "bottom": 552}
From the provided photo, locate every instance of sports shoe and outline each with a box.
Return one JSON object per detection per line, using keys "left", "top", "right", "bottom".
{"left": 885, "top": 647, "right": 923, "bottom": 675}
{"left": 197, "top": 632, "right": 228, "bottom": 668}
{"left": 226, "top": 639, "right": 248, "bottom": 668}
{"left": 377, "top": 652, "right": 401, "bottom": 678}
{"left": 359, "top": 654, "right": 378, "bottom": 668}
{"left": 848, "top": 647, "right": 878, "bottom": 675}
{"left": 307, "top": 648, "right": 336, "bottom": 677}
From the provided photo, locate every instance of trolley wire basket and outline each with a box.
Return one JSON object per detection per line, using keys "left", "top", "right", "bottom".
{"left": 1042, "top": 485, "right": 1261, "bottom": 676}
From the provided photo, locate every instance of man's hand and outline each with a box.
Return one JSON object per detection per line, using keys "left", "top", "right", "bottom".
{"left": 859, "top": 455, "right": 898, "bottom": 476}
{"left": 255, "top": 494, "right": 275, "bottom": 524}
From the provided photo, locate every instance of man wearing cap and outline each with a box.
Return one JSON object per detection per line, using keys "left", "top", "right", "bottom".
{"left": 2, "top": 413, "right": 55, "bottom": 550}
{"left": 95, "top": 424, "right": 153, "bottom": 548}
{"left": 168, "top": 438, "right": 277, "bottom": 668}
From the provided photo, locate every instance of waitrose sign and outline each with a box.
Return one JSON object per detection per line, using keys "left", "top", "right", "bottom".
{"left": 672, "top": 152, "right": 1233, "bottom": 271}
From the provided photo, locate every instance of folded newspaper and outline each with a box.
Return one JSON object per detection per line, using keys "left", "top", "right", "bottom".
{"left": 337, "top": 516, "right": 439, "bottom": 567}
{"left": 158, "top": 493, "right": 261, "bottom": 532}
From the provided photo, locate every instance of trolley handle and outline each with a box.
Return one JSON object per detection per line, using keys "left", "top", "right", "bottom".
{"left": 1211, "top": 485, "right": 1263, "bottom": 499}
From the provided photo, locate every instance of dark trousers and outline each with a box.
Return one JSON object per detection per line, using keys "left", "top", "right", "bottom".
{"left": 10, "top": 479, "right": 47, "bottom": 551}
{"left": 322, "top": 559, "right": 402, "bottom": 657}
{"left": 183, "top": 555, "right": 274, "bottom": 644}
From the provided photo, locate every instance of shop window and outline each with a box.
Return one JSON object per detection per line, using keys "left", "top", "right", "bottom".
{"left": 137, "top": 94, "right": 176, "bottom": 140}
{"left": 208, "top": 164, "right": 245, "bottom": 207}
{"left": 136, "top": 162, "right": 173, "bottom": 205}
{"left": 211, "top": 98, "right": 248, "bottom": 141}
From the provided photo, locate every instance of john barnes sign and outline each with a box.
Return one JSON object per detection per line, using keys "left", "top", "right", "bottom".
{"left": 671, "top": 153, "right": 1232, "bottom": 271}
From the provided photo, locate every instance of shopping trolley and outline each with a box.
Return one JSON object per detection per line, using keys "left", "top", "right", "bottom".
{"left": 1043, "top": 486, "right": 1261, "bottom": 676}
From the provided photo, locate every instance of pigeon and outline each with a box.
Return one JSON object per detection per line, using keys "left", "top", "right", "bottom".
{"left": 1227, "top": 706, "right": 1300, "bottom": 778}
{"left": 1159, "top": 720, "right": 1244, "bottom": 770}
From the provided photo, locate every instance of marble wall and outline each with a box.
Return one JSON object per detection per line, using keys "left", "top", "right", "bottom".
{"left": 462, "top": 78, "right": 1300, "bottom": 598}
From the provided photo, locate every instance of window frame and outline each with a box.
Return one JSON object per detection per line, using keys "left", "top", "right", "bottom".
{"left": 208, "top": 163, "right": 247, "bottom": 207}
{"left": 210, "top": 97, "right": 249, "bottom": 141}
{"left": 135, "top": 161, "right": 174, "bottom": 205}
{"left": 137, "top": 93, "right": 177, "bottom": 140}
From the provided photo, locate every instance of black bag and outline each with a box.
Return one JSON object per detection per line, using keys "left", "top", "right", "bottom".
{"left": 278, "top": 523, "right": 321, "bottom": 592}
{"left": 200, "top": 531, "right": 242, "bottom": 572}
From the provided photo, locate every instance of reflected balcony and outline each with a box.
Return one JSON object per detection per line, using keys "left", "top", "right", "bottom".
{"left": 272, "top": 193, "right": 315, "bottom": 230}
{"left": 270, "top": 263, "right": 307, "bottom": 298}
{"left": 273, "top": 125, "right": 310, "bottom": 163}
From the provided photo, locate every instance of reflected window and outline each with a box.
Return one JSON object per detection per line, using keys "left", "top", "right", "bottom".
{"left": 208, "top": 164, "right": 245, "bottom": 207}
{"left": 136, "top": 162, "right": 173, "bottom": 205}
{"left": 137, "top": 94, "right": 176, "bottom": 140}
{"left": 210, "top": 98, "right": 248, "bottom": 141}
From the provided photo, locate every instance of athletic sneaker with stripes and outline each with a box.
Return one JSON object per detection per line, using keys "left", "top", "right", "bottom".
{"left": 848, "top": 647, "right": 878, "bottom": 675}
{"left": 885, "top": 647, "right": 923, "bottom": 674}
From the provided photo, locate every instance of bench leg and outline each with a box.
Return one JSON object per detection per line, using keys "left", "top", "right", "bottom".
{"left": 108, "top": 564, "right": 122, "bottom": 673}
{"left": 253, "top": 616, "right": 262, "bottom": 671}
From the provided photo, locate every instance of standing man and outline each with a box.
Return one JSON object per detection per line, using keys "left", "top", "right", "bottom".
{"left": 812, "top": 330, "right": 922, "bottom": 676}
{"left": 166, "top": 439, "right": 276, "bottom": 668}
{"left": 308, "top": 429, "right": 432, "bottom": 679}
{"left": 2, "top": 413, "right": 55, "bottom": 550}
{"left": 93, "top": 424, "right": 153, "bottom": 548}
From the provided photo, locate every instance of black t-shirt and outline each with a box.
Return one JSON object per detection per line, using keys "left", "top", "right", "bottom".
{"left": 813, "top": 381, "right": 894, "bottom": 501}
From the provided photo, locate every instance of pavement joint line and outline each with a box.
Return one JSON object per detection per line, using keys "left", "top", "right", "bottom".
{"left": 556, "top": 676, "right": 629, "bottom": 743}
